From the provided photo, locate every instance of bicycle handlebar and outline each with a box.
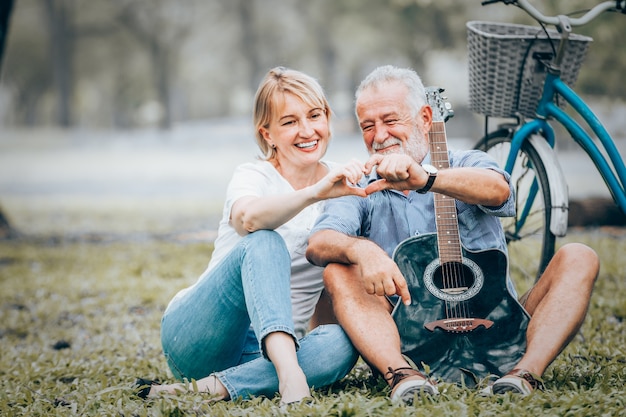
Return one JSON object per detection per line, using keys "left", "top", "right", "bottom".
{"left": 482, "top": 0, "right": 626, "bottom": 26}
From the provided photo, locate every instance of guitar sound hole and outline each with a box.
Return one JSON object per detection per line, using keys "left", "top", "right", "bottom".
{"left": 432, "top": 262, "right": 475, "bottom": 296}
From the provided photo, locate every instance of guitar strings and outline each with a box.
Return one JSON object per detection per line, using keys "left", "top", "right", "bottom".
{"left": 432, "top": 125, "right": 471, "bottom": 326}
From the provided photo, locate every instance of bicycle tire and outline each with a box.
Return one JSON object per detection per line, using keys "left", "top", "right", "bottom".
{"left": 474, "top": 128, "right": 556, "bottom": 288}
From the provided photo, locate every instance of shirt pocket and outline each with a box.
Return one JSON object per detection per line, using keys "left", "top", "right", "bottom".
{"left": 456, "top": 202, "right": 480, "bottom": 233}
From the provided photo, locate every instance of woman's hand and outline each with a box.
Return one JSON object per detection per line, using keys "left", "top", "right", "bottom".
{"left": 312, "top": 159, "right": 367, "bottom": 200}
{"left": 231, "top": 160, "right": 367, "bottom": 236}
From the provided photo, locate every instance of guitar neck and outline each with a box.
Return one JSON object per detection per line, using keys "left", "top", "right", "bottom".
{"left": 429, "top": 121, "right": 462, "bottom": 263}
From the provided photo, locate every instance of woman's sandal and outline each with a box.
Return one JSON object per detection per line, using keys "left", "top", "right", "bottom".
{"left": 492, "top": 369, "right": 544, "bottom": 396}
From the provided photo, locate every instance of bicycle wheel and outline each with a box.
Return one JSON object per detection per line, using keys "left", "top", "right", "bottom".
{"left": 474, "top": 128, "right": 556, "bottom": 288}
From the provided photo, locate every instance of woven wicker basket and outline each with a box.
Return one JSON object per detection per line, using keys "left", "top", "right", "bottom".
{"left": 467, "top": 21, "right": 592, "bottom": 119}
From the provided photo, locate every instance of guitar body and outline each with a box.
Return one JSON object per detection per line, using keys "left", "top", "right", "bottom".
{"left": 392, "top": 233, "right": 530, "bottom": 386}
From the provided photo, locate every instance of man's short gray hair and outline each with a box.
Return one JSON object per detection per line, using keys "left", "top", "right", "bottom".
{"left": 355, "top": 65, "right": 427, "bottom": 118}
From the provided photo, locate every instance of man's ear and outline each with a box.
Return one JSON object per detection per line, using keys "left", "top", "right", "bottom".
{"left": 420, "top": 105, "right": 433, "bottom": 131}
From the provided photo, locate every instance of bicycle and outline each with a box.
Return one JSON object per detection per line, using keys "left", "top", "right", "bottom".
{"left": 469, "top": 0, "right": 626, "bottom": 284}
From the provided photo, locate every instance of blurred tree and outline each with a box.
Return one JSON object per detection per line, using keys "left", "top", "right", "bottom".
{"left": 388, "top": 0, "right": 456, "bottom": 69}
{"left": 3, "top": 0, "right": 121, "bottom": 127}
{"left": 235, "top": 0, "right": 262, "bottom": 93}
{"left": 0, "top": 0, "right": 623, "bottom": 128}
{"left": 115, "top": 0, "right": 198, "bottom": 130}
{"left": 564, "top": 2, "right": 626, "bottom": 99}
{"left": 0, "top": 0, "right": 14, "bottom": 237}
{"left": 297, "top": 0, "right": 339, "bottom": 92}
{"left": 1, "top": 0, "right": 52, "bottom": 126}
{"left": 43, "top": 0, "right": 75, "bottom": 127}
{"left": 0, "top": 0, "right": 12, "bottom": 62}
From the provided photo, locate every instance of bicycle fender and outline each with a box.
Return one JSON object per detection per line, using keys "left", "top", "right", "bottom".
{"left": 528, "top": 135, "right": 569, "bottom": 237}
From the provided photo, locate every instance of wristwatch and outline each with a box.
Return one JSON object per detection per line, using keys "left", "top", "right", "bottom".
{"left": 416, "top": 164, "right": 438, "bottom": 194}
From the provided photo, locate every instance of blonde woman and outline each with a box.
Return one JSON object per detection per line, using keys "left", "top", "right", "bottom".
{"left": 138, "top": 67, "right": 364, "bottom": 405}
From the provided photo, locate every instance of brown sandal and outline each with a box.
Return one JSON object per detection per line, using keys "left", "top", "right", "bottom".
{"left": 492, "top": 368, "right": 544, "bottom": 395}
{"left": 384, "top": 367, "right": 438, "bottom": 403}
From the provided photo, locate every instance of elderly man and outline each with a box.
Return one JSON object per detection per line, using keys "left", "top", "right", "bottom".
{"left": 306, "top": 65, "right": 599, "bottom": 403}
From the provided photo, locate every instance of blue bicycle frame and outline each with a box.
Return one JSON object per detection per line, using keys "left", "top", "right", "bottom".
{"left": 504, "top": 71, "right": 626, "bottom": 233}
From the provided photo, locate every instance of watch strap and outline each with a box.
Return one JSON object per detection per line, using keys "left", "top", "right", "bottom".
{"left": 417, "top": 173, "right": 436, "bottom": 194}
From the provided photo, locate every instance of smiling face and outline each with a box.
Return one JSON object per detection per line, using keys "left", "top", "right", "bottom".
{"left": 260, "top": 92, "right": 330, "bottom": 170}
{"left": 356, "top": 80, "right": 431, "bottom": 163}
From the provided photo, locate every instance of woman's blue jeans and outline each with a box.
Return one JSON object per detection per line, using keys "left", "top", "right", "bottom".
{"left": 160, "top": 230, "right": 358, "bottom": 400}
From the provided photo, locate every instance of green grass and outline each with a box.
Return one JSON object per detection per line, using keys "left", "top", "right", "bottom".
{"left": 1, "top": 231, "right": 625, "bottom": 416}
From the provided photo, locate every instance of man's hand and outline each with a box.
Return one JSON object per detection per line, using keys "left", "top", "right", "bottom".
{"left": 363, "top": 153, "right": 428, "bottom": 195}
{"left": 308, "top": 230, "right": 412, "bottom": 306}
{"left": 355, "top": 241, "right": 412, "bottom": 306}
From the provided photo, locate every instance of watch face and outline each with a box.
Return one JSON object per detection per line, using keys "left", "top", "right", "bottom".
{"left": 422, "top": 164, "right": 438, "bottom": 174}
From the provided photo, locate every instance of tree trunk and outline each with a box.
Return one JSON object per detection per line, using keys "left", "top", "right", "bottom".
{"left": 117, "top": 3, "right": 180, "bottom": 130}
{"left": 43, "top": 0, "right": 75, "bottom": 127}
{"left": 150, "top": 39, "right": 172, "bottom": 130}
{"left": 0, "top": 0, "right": 14, "bottom": 235}
{"left": 0, "top": 207, "right": 13, "bottom": 239}
{"left": 0, "top": 0, "right": 13, "bottom": 65}
{"left": 236, "top": 0, "right": 261, "bottom": 92}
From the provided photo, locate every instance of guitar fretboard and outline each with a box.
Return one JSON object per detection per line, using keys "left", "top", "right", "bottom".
{"left": 429, "top": 121, "right": 462, "bottom": 264}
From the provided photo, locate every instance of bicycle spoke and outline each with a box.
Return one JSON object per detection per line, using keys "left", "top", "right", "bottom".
{"left": 474, "top": 130, "right": 555, "bottom": 287}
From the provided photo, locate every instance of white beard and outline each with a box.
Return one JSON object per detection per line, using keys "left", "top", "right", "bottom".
{"left": 370, "top": 125, "right": 429, "bottom": 163}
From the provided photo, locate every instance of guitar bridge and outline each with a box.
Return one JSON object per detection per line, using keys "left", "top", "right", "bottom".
{"left": 441, "top": 287, "right": 469, "bottom": 295}
{"left": 424, "top": 318, "right": 494, "bottom": 333}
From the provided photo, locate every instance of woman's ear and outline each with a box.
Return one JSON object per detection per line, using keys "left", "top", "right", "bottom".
{"left": 259, "top": 127, "right": 273, "bottom": 147}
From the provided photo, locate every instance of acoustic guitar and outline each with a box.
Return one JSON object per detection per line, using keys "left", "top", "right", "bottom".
{"left": 391, "top": 87, "right": 530, "bottom": 387}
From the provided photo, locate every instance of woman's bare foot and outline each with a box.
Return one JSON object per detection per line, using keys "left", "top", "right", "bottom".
{"left": 147, "top": 381, "right": 185, "bottom": 396}
{"left": 147, "top": 375, "right": 229, "bottom": 401}
{"left": 277, "top": 368, "right": 311, "bottom": 405}
{"left": 264, "top": 331, "right": 312, "bottom": 405}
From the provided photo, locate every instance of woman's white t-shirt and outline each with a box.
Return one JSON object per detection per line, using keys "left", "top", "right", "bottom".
{"left": 172, "top": 160, "right": 333, "bottom": 338}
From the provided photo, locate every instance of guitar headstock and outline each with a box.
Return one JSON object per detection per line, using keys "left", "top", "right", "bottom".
{"left": 425, "top": 87, "right": 454, "bottom": 123}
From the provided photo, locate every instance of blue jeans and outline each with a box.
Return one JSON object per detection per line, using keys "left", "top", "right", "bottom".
{"left": 160, "top": 230, "right": 358, "bottom": 400}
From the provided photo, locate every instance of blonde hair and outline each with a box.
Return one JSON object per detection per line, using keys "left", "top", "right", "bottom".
{"left": 253, "top": 67, "right": 331, "bottom": 160}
